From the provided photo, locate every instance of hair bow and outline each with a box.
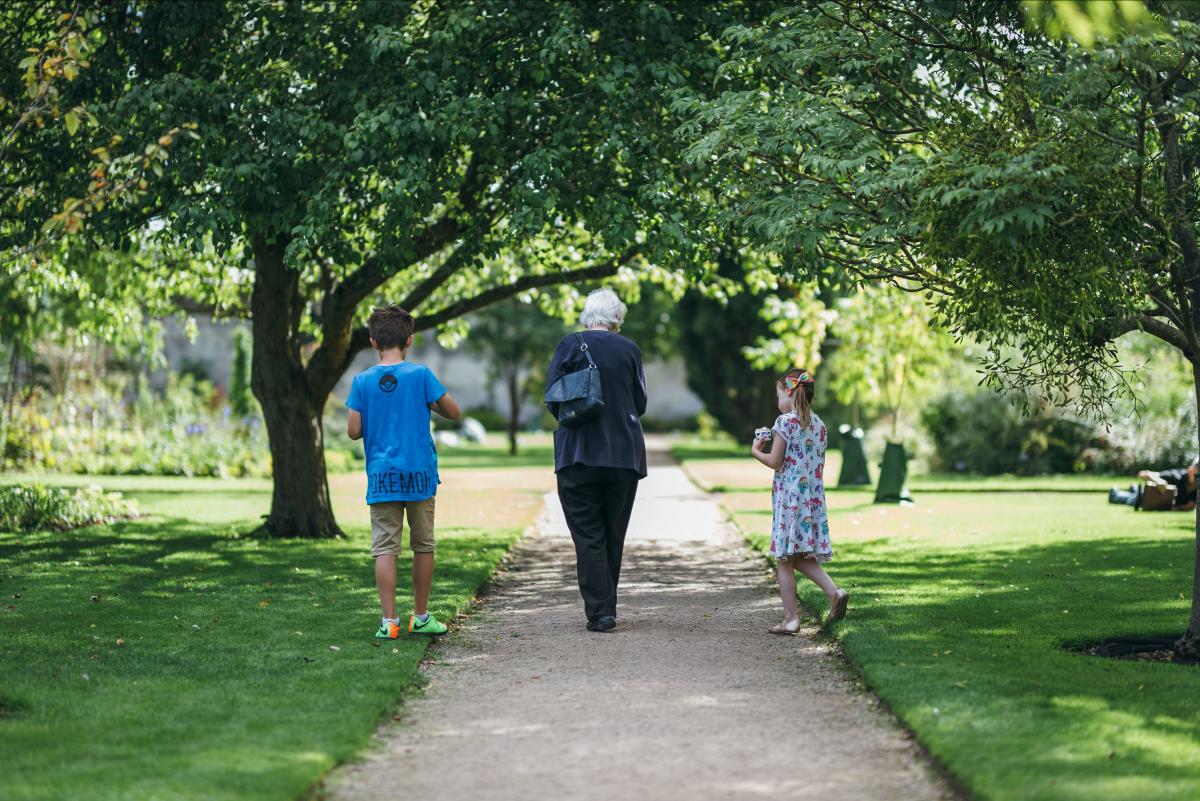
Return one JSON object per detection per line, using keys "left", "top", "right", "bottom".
{"left": 784, "top": 371, "right": 812, "bottom": 390}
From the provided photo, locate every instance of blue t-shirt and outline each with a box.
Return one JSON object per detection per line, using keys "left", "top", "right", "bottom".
{"left": 345, "top": 362, "right": 447, "bottom": 504}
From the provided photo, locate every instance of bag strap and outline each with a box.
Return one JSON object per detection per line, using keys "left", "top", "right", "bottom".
{"left": 576, "top": 332, "right": 597, "bottom": 369}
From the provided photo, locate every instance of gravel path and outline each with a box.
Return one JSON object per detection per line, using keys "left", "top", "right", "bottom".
{"left": 324, "top": 450, "right": 957, "bottom": 801}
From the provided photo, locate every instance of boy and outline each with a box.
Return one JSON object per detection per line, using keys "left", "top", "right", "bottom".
{"left": 347, "top": 304, "right": 461, "bottom": 638}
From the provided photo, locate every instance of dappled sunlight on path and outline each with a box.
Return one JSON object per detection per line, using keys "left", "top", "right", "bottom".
{"left": 325, "top": 448, "right": 956, "bottom": 801}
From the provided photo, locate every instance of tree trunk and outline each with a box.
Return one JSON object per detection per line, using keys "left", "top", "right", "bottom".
{"left": 1175, "top": 363, "right": 1200, "bottom": 660}
{"left": 250, "top": 234, "right": 344, "bottom": 539}
{"left": 257, "top": 379, "right": 341, "bottom": 539}
{"left": 507, "top": 367, "right": 520, "bottom": 456}
{"left": 0, "top": 345, "right": 18, "bottom": 456}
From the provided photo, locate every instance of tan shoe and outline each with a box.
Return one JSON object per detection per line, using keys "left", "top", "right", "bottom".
{"left": 828, "top": 589, "right": 849, "bottom": 622}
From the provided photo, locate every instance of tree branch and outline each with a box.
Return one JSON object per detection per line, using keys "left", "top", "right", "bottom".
{"left": 304, "top": 216, "right": 464, "bottom": 397}
{"left": 398, "top": 226, "right": 493, "bottom": 312}
{"left": 338, "top": 248, "right": 641, "bottom": 369}
{"left": 857, "top": 0, "right": 1014, "bottom": 71}
{"left": 414, "top": 248, "right": 640, "bottom": 332}
{"left": 325, "top": 216, "right": 461, "bottom": 318}
{"left": 314, "top": 145, "right": 503, "bottom": 334}
{"left": 1091, "top": 314, "right": 1193, "bottom": 359}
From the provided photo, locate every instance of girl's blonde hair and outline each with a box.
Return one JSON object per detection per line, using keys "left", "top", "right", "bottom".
{"left": 778, "top": 368, "right": 815, "bottom": 429}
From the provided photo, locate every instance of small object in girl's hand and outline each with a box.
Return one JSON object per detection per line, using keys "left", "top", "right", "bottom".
{"left": 754, "top": 427, "right": 773, "bottom": 441}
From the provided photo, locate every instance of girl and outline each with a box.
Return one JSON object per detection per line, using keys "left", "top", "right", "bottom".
{"left": 751, "top": 368, "right": 848, "bottom": 634}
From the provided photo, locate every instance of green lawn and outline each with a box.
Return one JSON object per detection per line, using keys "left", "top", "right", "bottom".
{"left": 672, "top": 438, "right": 1125, "bottom": 493}
{"left": 437, "top": 433, "right": 554, "bottom": 470}
{"left": 709, "top": 470, "right": 1200, "bottom": 801}
{"left": 669, "top": 436, "right": 748, "bottom": 462}
{"left": 0, "top": 474, "right": 526, "bottom": 801}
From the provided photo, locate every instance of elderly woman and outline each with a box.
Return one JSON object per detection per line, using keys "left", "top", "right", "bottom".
{"left": 545, "top": 288, "right": 648, "bottom": 632}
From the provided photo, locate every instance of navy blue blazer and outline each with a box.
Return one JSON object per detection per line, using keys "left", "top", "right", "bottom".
{"left": 545, "top": 330, "right": 648, "bottom": 478}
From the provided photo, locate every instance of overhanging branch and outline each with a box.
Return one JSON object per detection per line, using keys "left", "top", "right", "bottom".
{"left": 1091, "top": 314, "right": 1193, "bottom": 359}
{"left": 399, "top": 232, "right": 486, "bottom": 312}
{"left": 323, "top": 215, "right": 462, "bottom": 322}
{"left": 330, "top": 247, "right": 640, "bottom": 392}
{"left": 304, "top": 217, "right": 468, "bottom": 397}
{"left": 413, "top": 248, "right": 640, "bottom": 332}
{"left": 341, "top": 248, "right": 641, "bottom": 360}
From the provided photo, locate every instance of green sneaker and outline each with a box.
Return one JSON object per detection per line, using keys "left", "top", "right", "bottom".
{"left": 408, "top": 613, "right": 448, "bottom": 636}
{"left": 375, "top": 620, "right": 401, "bottom": 639}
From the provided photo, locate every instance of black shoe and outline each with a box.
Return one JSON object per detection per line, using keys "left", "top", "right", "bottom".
{"left": 586, "top": 616, "right": 616, "bottom": 632}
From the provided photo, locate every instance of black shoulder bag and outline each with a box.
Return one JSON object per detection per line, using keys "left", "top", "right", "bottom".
{"left": 543, "top": 333, "right": 605, "bottom": 428}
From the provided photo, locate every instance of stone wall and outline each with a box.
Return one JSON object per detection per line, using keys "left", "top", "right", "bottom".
{"left": 161, "top": 316, "right": 703, "bottom": 425}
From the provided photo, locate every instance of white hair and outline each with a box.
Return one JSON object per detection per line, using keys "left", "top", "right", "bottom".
{"left": 579, "top": 288, "right": 627, "bottom": 331}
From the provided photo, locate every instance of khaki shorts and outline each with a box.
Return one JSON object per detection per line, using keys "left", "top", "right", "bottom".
{"left": 369, "top": 497, "right": 436, "bottom": 556}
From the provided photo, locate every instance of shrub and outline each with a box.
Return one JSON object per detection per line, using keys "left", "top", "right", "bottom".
{"left": 3, "top": 374, "right": 271, "bottom": 478}
{"left": 229, "top": 328, "right": 257, "bottom": 420}
{"left": 323, "top": 445, "right": 364, "bottom": 473}
{"left": 677, "top": 254, "right": 781, "bottom": 440}
{"left": 922, "top": 383, "right": 1199, "bottom": 476}
{"left": 0, "top": 484, "right": 138, "bottom": 532}
{"left": 921, "top": 389, "right": 1093, "bottom": 475}
{"left": 1083, "top": 399, "right": 1197, "bottom": 473}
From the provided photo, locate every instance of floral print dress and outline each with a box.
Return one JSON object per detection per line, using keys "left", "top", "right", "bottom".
{"left": 769, "top": 411, "right": 832, "bottom": 563}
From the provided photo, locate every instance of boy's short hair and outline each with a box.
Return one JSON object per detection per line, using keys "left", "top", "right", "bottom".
{"left": 368, "top": 304, "right": 415, "bottom": 350}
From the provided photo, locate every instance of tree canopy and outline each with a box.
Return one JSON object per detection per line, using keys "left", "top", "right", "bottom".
{"left": 679, "top": 1, "right": 1200, "bottom": 412}
{"left": 1, "top": 5, "right": 200, "bottom": 364}
{"left": 461, "top": 298, "right": 567, "bottom": 455}
{"left": 677, "top": 0, "right": 1200, "bottom": 655}
{"left": 5, "top": 0, "right": 757, "bottom": 538}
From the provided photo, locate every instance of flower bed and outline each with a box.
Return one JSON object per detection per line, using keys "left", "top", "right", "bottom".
{"left": 0, "top": 483, "right": 138, "bottom": 531}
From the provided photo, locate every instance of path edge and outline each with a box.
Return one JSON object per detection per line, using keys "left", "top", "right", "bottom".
{"left": 712, "top": 492, "right": 977, "bottom": 801}
{"left": 302, "top": 510, "right": 547, "bottom": 801}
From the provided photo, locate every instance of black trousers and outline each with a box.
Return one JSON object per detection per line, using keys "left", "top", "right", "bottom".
{"left": 556, "top": 464, "right": 640, "bottom": 622}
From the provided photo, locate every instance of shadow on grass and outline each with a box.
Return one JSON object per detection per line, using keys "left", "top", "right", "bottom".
{"left": 708, "top": 477, "right": 1125, "bottom": 496}
{"left": 903, "top": 485, "right": 1113, "bottom": 494}
{"left": 2, "top": 515, "right": 505, "bottom": 630}
{"left": 0, "top": 515, "right": 517, "bottom": 801}
{"left": 796, "top": 535, "right": 1200, "bottom": 801}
